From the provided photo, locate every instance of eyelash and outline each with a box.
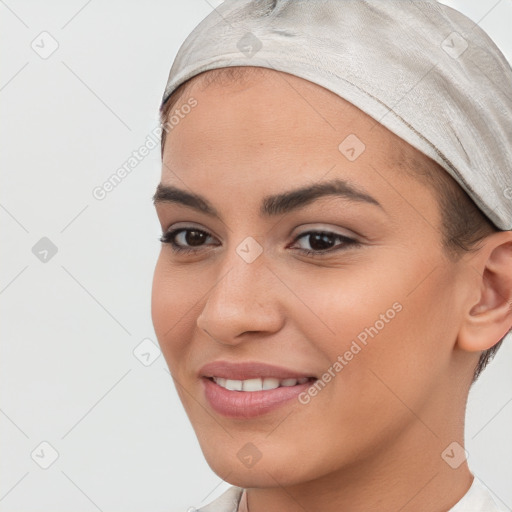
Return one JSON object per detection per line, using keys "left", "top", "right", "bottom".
{"left": 159, "top": 227, "right": 359, "bottom": 257}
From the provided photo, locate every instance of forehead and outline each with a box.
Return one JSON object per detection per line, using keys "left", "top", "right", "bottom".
{"left": 167, "top": 68, "right": 417, "bottom": 165}
{"left": 162, "top": 67, "right": 443, "bottom": 214}
{"left": 160, "top": 68, "right": 445, "bottom": 242}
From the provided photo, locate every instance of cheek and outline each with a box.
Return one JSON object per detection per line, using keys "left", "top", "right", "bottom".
{"left": 285, "top": 261, "right": 407, "bottom": 356}
{"left": 151, "top": 255, "right": 171, "bottom": 339}
{"left": 292, "top": 256, "right": 455, "bottom": 396}
{"left": 326, "top": 265, "right": 458, "bottom": 418}
{"left": 279, "top": 265, "right": 456, "bottom": 459}
{"left": 151, "top": 254, "right": 198, "bottom": 370}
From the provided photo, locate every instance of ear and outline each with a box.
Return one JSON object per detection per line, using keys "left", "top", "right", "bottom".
{"left": 457, "top": 231, "right": 512, "bottom": 353}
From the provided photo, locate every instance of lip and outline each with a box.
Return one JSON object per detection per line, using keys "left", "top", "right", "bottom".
{"left": 199, "top": 360, "right": 318, "bottom": 418}
{"left": 202, "top": 377, "right": 315, "bottom": 418}
{"left": 198, "top": 360, "right": 317, "bottom": 380}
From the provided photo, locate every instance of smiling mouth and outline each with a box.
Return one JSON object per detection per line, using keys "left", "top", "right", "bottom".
{"left": 207, "top": 376, "right": 317, "bottom": 392}
{"left": 202, "top": 371, "right": 319, "bottom": 418}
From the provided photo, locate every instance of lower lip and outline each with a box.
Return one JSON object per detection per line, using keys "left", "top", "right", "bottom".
{"left": 202, "top": 377, "right": 315, "bottom": 418}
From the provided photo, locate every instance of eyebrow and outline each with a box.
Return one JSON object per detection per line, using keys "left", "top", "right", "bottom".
{"left": 152, "top": 178, "right": 383, "bottom": 220}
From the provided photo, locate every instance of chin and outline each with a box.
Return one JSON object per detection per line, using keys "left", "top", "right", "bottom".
{"left": 199, "top": 440, "right": 318, "bottom": 489}
{"left": 209, "top": 459, "right": 306, "bottom": 489}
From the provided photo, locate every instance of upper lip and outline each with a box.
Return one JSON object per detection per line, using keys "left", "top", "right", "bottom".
{"left": 199, "top": 360, "right": 317, "bottom": 381}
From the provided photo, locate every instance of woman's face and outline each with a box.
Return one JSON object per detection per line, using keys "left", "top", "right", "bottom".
{"left": 152, "top": 69, "right": 475, "bottom": 487}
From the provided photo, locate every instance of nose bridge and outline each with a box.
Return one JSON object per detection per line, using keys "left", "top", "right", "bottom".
{"left": 196, "top": 240, "right": 280, "bottom": 343}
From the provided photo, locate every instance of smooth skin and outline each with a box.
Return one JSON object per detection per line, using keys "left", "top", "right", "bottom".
{"left": 152, "top": 67, "right": 512, "bottom": 512}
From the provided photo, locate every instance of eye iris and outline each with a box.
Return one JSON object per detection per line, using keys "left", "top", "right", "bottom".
{"left": 185, "top": 229, "right": 207, "bottom": 247}
{"left": 309, "top": 233, "right": 335, "bottom": 251}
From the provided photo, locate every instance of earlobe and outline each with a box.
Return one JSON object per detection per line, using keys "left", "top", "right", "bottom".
{"left": 457, "top": 233, "right": 512, "bottom": 353}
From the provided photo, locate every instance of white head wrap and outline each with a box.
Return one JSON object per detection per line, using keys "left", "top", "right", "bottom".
{"left": 161, "top": 0, "right": 512, "bottom": 230}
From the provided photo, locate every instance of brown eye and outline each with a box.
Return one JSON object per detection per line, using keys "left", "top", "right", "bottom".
{"left": 292, "top": 230, "right": 359, "bottom": 257}
{"left": 159, "top": 228, "right": 215, "bottom": 254}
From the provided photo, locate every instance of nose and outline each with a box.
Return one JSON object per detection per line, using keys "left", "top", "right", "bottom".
{"left": 196, "top": 255, "right": 283, "bottom": 346}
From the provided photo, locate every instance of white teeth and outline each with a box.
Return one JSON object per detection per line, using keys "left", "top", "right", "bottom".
{"left": 225, "top": 379, "right": 242, "bottom": 391}
{"left": 212, "top": 376, "right": 310, "bottom": 391}
{"left": 216, "top": 377, "right": 227, "bottom": 388}
{"left": 242, "top": 378, "right": 263, "bottom": 392}
{"left": 262, "top": 377, "right": 280, "bottom": 390}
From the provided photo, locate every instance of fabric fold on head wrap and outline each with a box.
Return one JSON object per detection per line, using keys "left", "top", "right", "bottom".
{"left": 161, "top": 0, "right": 512, "bottom": 230}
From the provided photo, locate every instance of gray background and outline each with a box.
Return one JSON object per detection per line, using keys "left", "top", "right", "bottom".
{"left": 1, "top": 1, "right": 511, "bottom": 511}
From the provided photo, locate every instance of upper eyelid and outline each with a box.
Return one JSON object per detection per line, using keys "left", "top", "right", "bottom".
{"left": 163, "top": 224, "right": 356, "bottom": 236}
{"left": 163, "top": 226, "right": 358, "bottom": 246}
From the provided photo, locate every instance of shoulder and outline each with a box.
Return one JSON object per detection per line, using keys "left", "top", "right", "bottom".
{"left": 449, "top": 476, "right": 508, "bottom": 512}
